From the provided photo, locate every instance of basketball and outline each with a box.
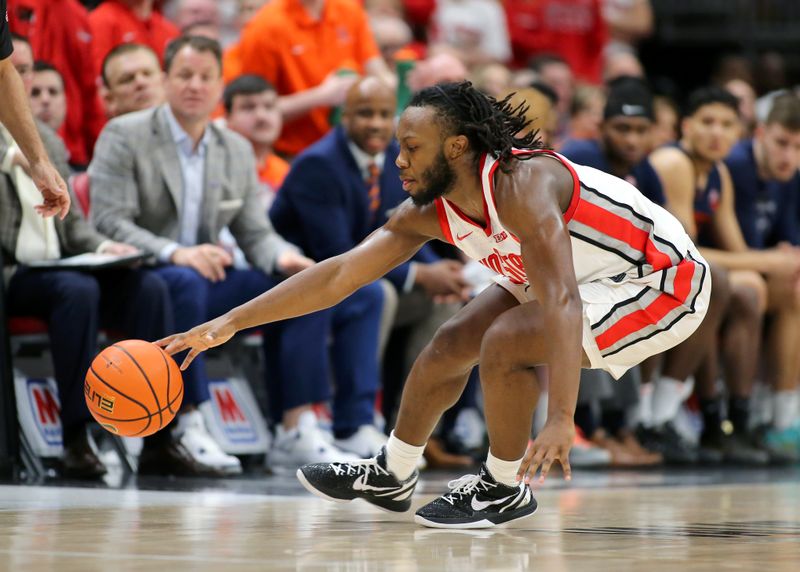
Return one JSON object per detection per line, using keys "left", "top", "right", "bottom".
{"left": 84, "top": 339, "right": 184, "bottom": 437}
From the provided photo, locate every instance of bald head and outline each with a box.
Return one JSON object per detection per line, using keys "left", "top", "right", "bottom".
{"left": 344, "top": 77, "right": 396, "bottom": 111}
{"left": 342, "top": 77, "right": 397, "bottom": 156}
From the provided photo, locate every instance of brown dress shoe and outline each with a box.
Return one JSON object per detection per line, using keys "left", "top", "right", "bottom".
{"left": 62, "top": 432, "right": 107, "bottom": 480}
{"left": 138, "top": 440, "right": 227, "bottom": 478}
{"left": 423, "top": 437, "right": 474, "bottom": 469}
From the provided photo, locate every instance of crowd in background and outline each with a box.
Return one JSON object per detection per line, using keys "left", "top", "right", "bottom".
{"left": 3, "top": 0, "right": 800, "bottom": 481}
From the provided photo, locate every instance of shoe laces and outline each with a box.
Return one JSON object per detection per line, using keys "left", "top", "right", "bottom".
{"left": 443, "top": 473, "right": 497, "bottom": 504}
{"left": 331, "top": 457, "right": 389, "bottom": 478}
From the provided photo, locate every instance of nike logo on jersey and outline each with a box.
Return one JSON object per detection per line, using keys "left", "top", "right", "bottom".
{"left": 352, "top": 474, "right": 401, "bottom": 493}
{"left": 456, "top": 231, "right": 473, "bottom": 241}
{"left": 471, "top": 493, "right": 518, "bottom": 512}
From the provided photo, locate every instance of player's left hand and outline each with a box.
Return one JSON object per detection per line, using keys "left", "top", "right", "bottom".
{"left": 517, "top": 417, "right": 575, "bottom": 484}
{"left": 30, "top": 160, "right": 70, "bottom": 220}
{"left": 156, "top": 315, "right": 238, "bottom": 370}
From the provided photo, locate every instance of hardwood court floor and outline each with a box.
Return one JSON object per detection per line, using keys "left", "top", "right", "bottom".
{"left": 1, "top": 468, "right": 799, "bottom": 571}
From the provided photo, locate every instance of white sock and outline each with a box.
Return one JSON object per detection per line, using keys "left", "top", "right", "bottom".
{"left": 773, "top": 390, "right": 800, "bottom": 430}
{"left": 385, "top": 431, "right": 425, "bottom": 480}
{"left": 486, "top": 450, "right": 523, "bottom": 487}
{"left": 651, "top": 376, "right": 686, "bottom": 426}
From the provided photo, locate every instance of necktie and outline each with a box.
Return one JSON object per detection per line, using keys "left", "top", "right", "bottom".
{"left": 366, "top": 162, "right": 381, "bottom": 220}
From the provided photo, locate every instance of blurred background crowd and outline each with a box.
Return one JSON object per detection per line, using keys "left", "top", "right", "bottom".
{"left": 3, "top": 0, "right": 800, "bottom": 482}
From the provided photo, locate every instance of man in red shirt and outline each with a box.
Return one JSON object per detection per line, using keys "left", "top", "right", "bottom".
{"left": 9, "top": 0, "right": 105, "bottom": 167}
{"left": 503, "top": 0, "right": 608, "bottom": 84}
{"left": 89, "top": 0, "right": 179, "bottom": 73}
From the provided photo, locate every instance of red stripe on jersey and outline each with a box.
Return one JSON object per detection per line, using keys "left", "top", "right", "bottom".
{"left": 573, "top": 201, "right": 672, "bottom": 271}
{"left": 434, "top": 198, "right": 454, "bottom": 244}
{"left": 594, "top": 259, "right": 696, "bottom": 351}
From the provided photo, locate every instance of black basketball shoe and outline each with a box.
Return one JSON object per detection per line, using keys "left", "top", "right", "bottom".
{"left": 296, "top": 447, "right": 418, "bottom": 513}
{"left": 414, "top": 464, "right": 537, "bottom": 529}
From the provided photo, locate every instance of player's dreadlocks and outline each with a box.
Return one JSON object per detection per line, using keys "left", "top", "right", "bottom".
{"left": 408, "top": 80, "right": 544, "bottom": 172}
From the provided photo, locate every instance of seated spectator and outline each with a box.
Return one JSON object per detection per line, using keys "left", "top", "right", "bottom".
{"left": 567, "top": 84, "right": 605, "bottom": 143}
{"left": 561, "top": 77, "right": 662, "bottom": 204}
{"left": 648, "top": 87, "right": 782, "bottom": 464}
{"left": 100, "top": 43, "right": 165, "bottom": 119}
{"left": 1, "top": 120, "right": 171, "bottom": 480}
{"left": 234, "top": 0, "right": 395, "bottom": 157}
{"left": 270, "top": 77, "right": 468, "bottom": 456}
{"left": 89, "top": 36, "right": 325, "bottom": 475}
{"left": 529, "top": 54, "right": 575, "bottom": 143}
{"left": 725, "top": 94, "right": 800, "bottom": 461}
{"left": 89, "top": 0, "right": 180, "bottom": 73}
{"left": 30, "top": 62, "right": 67, "bottom": 134}
{"left": 223, "top": 75, "right": 289, "bottom": 203}
{"left": 429, "top": 0, "right": 511, "bottom": 66}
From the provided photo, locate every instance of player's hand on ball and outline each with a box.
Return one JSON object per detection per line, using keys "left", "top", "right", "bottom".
{"left": 517, "top": 417, "right": 575, "bottom": 485}
{"left": 156, "top": 315, "right": 237, "bottom": 370}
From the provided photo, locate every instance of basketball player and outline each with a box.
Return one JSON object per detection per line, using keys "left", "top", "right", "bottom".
{"left": 159, "top": 81, "right": 710, "bottom": 529}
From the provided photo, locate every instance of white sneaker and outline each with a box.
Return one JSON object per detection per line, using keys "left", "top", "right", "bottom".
{"left": 270, "top": 411, "right": 360, "bottom": 472}
{"left": 175, "top": 410, "right": 243, "bottom": 475}
{"left": 334, "top": 424, "right": 388, "bottom": 458}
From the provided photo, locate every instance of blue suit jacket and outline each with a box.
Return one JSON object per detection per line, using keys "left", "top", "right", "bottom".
{"left": 269, "top": 126, "right": 439, "bottom": 289}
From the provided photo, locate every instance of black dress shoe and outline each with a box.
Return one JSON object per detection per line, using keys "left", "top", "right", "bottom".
{"left": 138, "top": 440, "right": 226, "bottom": 478}
{"left": 62, "top": 431, "right": 107, "bottom": 480}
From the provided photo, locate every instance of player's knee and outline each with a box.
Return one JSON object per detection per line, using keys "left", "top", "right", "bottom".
{"left": 427, "top": 316, "right": 479, "bottom": 365}
{"left": 730, "top": 279, "right": 766, "bottom": 321}
{"left": 479, "top": 321, "right": 518, "bottom": 373}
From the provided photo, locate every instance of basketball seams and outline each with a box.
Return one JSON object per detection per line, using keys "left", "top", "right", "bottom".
{"left": 88, "top": 366, "right": 153, "bottom": 435}
{"left": 156, "top": 346, "right": 180, "bottom": 416}
{"left": 112, "top": 343, "right": 165, "bottom": 429}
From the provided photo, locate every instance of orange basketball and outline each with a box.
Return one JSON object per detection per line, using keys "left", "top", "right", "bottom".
{"left": 84, "top": 339, "right": 184, "bottom": 437}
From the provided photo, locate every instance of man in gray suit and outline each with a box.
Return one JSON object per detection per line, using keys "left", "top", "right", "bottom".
{"left": 89, "top": 36, "right": 358, "bottom": 475}
{"left": 2, "top": 113, "right": 172, "bottom": 479}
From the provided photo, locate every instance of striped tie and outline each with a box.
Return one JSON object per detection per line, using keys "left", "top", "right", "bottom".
{"left": 366, "top": 162, "right": 381, "bottom": 220}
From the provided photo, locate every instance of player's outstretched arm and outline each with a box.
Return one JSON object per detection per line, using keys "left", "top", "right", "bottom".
{"left": 157, "top": 201, "right": 437, "bottom": 369}
{"left": 0, "top": 58, "right": 70, "bottom": 219}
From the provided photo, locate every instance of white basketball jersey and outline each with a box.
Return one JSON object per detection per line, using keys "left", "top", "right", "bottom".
{"left": 434, "top": 150, "right": 695, "bottom": 289}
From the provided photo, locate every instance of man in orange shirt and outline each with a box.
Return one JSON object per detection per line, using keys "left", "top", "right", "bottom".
{"left": 235, "top": 0, "right": 394, "bottom": 157}
{"left": 88, "top": 0, "right": 179, "bottom": 74}
{"left": 224, "top": 75, "right": 289, "bottom": 203}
